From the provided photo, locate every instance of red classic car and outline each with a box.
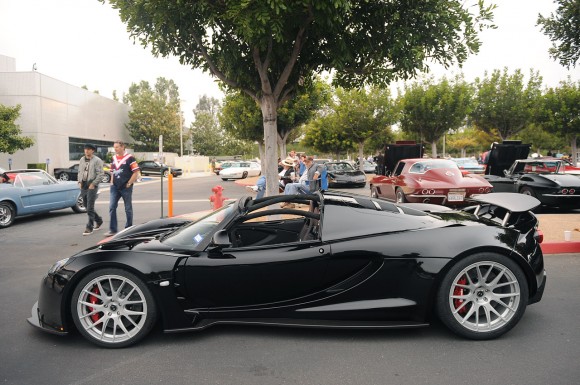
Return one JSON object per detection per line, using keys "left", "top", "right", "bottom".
{"left": 370, "top": 158, "right": 493, "bottom": 205}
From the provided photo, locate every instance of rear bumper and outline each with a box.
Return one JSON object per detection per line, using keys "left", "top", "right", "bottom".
{"left": 529, "top": 270, "right": 547, "bottom": 305}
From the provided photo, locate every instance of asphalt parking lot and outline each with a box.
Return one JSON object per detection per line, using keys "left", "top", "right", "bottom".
{"left": 1, "top": 174, "right": 579, "bottom": 385}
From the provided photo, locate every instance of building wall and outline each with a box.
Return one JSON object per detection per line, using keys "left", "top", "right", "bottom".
{"left": 0, "top": 55, "right": 130, "bottom": 172}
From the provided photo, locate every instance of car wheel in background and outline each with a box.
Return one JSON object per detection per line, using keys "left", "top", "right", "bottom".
{"left": 71, "top": 195, "right": 87, "bottom": 213}
{"left": 221, "top": 178, "right": 228, "bottom": 181}
{"left": 436, "top": 252, "right": 528, "bottom": 340}
{"left": 71, "top": 268, "right": 157, "bottom": 348}
{"left": 0, "top": 201, "right": 16, "bottom": 228}
{"left": 242, "top": 171, "right": 248, "bottom": 179}
{"left": 163, "top": 170, "right": 169, "bottom": 177}
{"left": 58, "top": 173, "right": 70, "bottom": 181}
{"left": 395, "top": 188, "right": 407, "bottom": 203}
{"left": 101, "top": 173, "right": 111, "bottom": 183}
{"left": 520, "top": 187, "right": 536, "bottom": 198}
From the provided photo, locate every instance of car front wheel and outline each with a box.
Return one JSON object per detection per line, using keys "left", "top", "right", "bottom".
{"left": 0, "top": 201, "right": 16, "bottom": 228}
{"left": 58, "top": 173, "right": 70, "bottom": 181}
{"left": 242, "top": 171, "right": 248, "bottom": 179}
{"left": 163, "top": 170, "right": 169, "bottom": 177}
{"left": 71, "top": 268, "right": 157, "bottom": 348}
{"left": 101, "top": 173, "right": 111, "bottom": 183}
{"left": 436, "top": 252, "right": 528, "bottom": 340}
{"left": 520, "top": 187, "right": 536, "bottom": 197}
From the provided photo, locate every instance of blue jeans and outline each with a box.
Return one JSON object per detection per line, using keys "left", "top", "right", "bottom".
{"left": 109, "top": 184, "right": 133, "bottom": 233}
{"left": 284, "top": 182, "right": 309, "bottom": 195}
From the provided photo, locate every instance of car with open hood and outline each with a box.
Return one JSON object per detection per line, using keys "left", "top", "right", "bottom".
{"left": 325, "top": 161, "right": 367, "bottom": 188}
{"left": 28, "top": 191, "right": 546, "bottom": 347}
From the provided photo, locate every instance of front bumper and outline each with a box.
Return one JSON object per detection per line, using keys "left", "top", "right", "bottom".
{"left": 27, "top": 301, "right": 68, "bottom": 336}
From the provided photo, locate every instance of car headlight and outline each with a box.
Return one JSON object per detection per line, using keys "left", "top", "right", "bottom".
{"left": 48, "top": 258, "right": 70, "bottom": 275}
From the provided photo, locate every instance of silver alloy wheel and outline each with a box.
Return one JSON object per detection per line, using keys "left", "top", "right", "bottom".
{"left": 75, "top": 274, "right": 149, "bottom": 344}
{"left": 448, "top": 261, "right": 521, "bottom": 333}
{"left": 396, "top": 189, "right": 406, "bottom": 203}
{"left": 58, "top": 173, "right": 70, "bottom": 181}
{"left": 371, "top": 187, "right": 378, "bottom": 198}
{"left": 0, "top": 202, "right": 15, "bottom": 227}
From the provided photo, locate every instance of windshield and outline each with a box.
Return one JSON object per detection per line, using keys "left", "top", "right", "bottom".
{"left": 454, "top": 158, "right": 478, "bottom": 166}
{"left": 162, "top": 203, "right": 236, "bottom": 248}
{"left": 327, "top": 163, "right": 355, "bottom": 171}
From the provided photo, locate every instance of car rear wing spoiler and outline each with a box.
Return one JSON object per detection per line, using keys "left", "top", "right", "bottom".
{"left": 465, "top": 193, "right": 541, "bottom": 227}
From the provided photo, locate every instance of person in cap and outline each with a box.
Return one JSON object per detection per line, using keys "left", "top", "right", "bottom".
{"left": 79, "top": 143, "right": 105, "bottom": 235}
{"left": 278, "top": 156, "right": 295, "bottom": 191}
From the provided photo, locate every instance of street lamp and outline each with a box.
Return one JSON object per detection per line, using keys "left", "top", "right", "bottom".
{"left": 179, "top": 111, "right": 183, "bottom": 157}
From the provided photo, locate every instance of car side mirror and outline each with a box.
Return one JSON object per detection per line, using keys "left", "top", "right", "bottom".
{"left": 212, "top": 230, "right": 231, "bottom": 248}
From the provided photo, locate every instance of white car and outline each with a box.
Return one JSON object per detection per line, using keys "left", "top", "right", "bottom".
{"left": 219, "top": 161, "right": 261, "bottom": 180}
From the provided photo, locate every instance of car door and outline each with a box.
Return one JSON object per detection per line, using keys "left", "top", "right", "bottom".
{"left": 140, "top": 161, "right": 157, "bottom": 175}
{"left": 16, "top": 172, "right": 72, "bottom": 213}
{"left": 383, "top": 161, "right": 405, "bottom": 200}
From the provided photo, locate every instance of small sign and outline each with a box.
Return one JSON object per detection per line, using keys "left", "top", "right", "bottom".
{"left": 8, "top": 158, "right": 12, "bottom": 165}
{"left": 46, "top": 158, "right": 50, "bottom": 165}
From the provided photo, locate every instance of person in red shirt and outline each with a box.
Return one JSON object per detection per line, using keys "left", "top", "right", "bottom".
{"left": 104, "top": 140, "right": 140, "bottom": 236}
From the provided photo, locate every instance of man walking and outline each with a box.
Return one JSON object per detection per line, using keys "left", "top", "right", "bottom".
{"left": 79, "top": 143, "right": 104, "bottom": 236}
{"left": 105, "top": 140, "right": 140, "bottom": 236}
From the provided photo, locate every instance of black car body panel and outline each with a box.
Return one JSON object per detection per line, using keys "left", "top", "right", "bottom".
{"left": 325, "top": 162, "right": 366, "bottom": 188}
{"left": 485, "top": 141, "right": 531, "bottom": 177}
{"left": 485, "top": 158, "right": 580, "bottom": 208}
{"left": 138, "top": 161, "right": 183, "bottom": 177}
{"left": 28, "top": 192, "right": 546, "bottom": 344}
{"left": 382, "top": 142, "right": 423, "bottom": 175}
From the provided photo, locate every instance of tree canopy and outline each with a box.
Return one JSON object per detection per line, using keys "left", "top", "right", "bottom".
{"left": 123, "top": 77, "right": 181, "bottom": 153}
{"left": 0, "top": 104, "right": 34, "bottom": 155}
{"left": 104, "top": 0, "right": 495, "bottom": 195}
{"left": 537, "top": 0, "right": 580, "bottom": 69}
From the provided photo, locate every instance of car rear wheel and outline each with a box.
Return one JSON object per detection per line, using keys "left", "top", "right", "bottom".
{"left": 370, "top": 187, "right": 379, "bottom": 198}
{"left": 520, "top": 187, "right": 536, "bottom": 197}
{"left": 71, "top": 268, "right": 157, "bottom": 348}
{"left": 0, "top": 202, "right": 16, "bottom": 228}
{"left": 58, "top": 173, "right": 70, "bottom": 181}
{"left": 436, "top": 252, "right": 528, "bottom": 340}
{"left": 71, "top": 194, "right": 87, "bottom": 213}
{"left": 242, "top": 171, "right": 248, "bottom": 179}
{"left": 163, "top": 170, "right": 169, "bottom": 177}
{"left": 101, "top": 173, "right": 111, "bottom": 183}
{"left": 395, "top": 188, "right": 407, "bottom": 203}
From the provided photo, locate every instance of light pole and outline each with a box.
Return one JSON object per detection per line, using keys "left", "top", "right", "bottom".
{"left": 179, "top": 111, "right": 183, "bottom": 157}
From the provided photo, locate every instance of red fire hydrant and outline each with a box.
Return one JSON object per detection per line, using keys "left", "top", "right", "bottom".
{"left": 209, "top": 185, "right": 227, "bottom": 210}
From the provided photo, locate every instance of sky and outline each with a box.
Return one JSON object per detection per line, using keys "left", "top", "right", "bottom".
{"left": 1, "top": 0, "right": 579, "bottom": 125}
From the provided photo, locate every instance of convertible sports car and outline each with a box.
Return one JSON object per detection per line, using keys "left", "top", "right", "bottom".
{"left": 0, "top": 169, "right": 86, "bottom": 228}
{"left": 28, "top": 191, "right": 546, "bottom": 347}
{"left": 325, "top": 162, "right": 367, "bottom": 188}
{"left": 370, "top": 158, "right": 493, "bottom": 205}
{"left": 484, "top": 158, "right": 580, "bottom": 209}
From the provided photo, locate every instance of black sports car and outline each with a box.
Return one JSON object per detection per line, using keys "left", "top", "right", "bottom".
{"left": 138, "top": 161, "right": 183, "bottom": 177}
{"left": 485, "top": 158, "right": 580, "bottom": 209}
{"left": 53, "top": 164, "right": 111, "bottom": 183}
{"left": 325, "top": 162, "right": 367, "bottom": 188}
{"left": 28, "top": 191, "right": 546, "bottom": 347}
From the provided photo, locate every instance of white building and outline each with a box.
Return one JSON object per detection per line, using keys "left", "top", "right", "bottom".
{"left": 0, "top": 54, "right": 130, "bottom": 172}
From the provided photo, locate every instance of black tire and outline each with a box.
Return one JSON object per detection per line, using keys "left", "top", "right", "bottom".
{"left": 71, "top": 268, "right": 157, "bottom": 348}
{"left": 0, "top": 201, "right": 16, "bottom": 228}
{"left": 242, "top": 171, "right": 248, "bottom": 179}
{"left": 520, "top": 186, "right": 536, "bottom": 198}
{"left": 101, "top": 173, "right": 111, "bottom": 183}
{"left": 58, "top": 173, "right": 70, "bottom": 181}
{"left": 221, "top": 178, "right": 228, "bottom": 181}
{"left": 71, "top": 194, "right": 87, "bottom": 213}
{"left": 395, "top": 188, "right": 407, "bottom": 203}
{"left": 436, "top": 252, "right": 528, "bottom": 340}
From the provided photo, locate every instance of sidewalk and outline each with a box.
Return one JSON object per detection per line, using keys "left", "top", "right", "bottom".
{"left": 234, "top": 175, "right": 580, "bottom": 254}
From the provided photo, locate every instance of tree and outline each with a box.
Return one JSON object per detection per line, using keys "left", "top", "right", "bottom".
{"left": 539, "top": 77, "right": 580, "bottom": 161}
{"left": 104, "top": 0, "right": 495, "bottom": 196}
{"left": 0, "top": 104, "right": 34, "bottom": 154}
{"left": 470, "top": 68, "right": 543, "bottom": 141}
{"left": 400, "top": 75, "right": 473, "bottom": 157}
{"left": 189, "top": 95, "right": 223, "bottom": 156}
{"left": 537, "top": 0, "right": 580, "bottom": 69}
{"left": 302, "top": 114, "right": 356, "bottom": 160}
{"left": 123, "top": 77, "right": 181, "bottom": 153}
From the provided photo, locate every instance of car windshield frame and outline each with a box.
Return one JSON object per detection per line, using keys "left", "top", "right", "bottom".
{"left": 408, "top": 160, "right": 459, "bottom": 174}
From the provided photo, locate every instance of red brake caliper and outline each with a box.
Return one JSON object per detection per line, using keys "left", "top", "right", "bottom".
{"left": 88, "top": 286, "right": 101, "bottom": 322}
{"left": 453, "top": 276, "right": 468, "bottom": 315}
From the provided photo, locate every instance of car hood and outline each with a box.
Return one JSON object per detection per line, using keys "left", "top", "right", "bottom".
{"left": 486, "top": 142, "right": 531, "bottom": 176}
{"left": 98, "top": 237, "right": 190, "bottom": 255}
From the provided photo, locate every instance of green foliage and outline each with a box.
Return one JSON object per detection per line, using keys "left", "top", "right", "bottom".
{"left": 537, "top": 0, "right": 580, "bottom": 69}
{"left": 123, "top": 77, "right": 181, "bottom": 153}
{"left": 470, "top": 68, "right": 543, "bottom": 141}
{"left": 0, "top": 104, "right": 35, "bottom": 154}
{"left": 302, "top": 114, "right": 356, "bottom": 159}
{"left": 515, "top": 125, "right": 567, "bottom": 155}
{"left": 400, "top": 75, "right": 473, "bottom": 156}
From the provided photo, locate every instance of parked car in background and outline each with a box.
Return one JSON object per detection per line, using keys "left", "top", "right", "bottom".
{"left": 484, "top": 158, "right": 580, "bottom": 209}
{"left": 28, "top": 191, "right": 546, "bottom": 347}
{"left": 53, "top": 164, "right": 111, "bottom": 183}
{"left": 360, "top": 160, "right": 377, "bottom": 174}
{"left": 219, "top": 161, "right": 261, "bottom": 180}
{"left": 370, "top": 158, "right": 493, "bottom": 206}
{"left": 325, "top": 162, "right": 366, "bottom": 188}
{"left": 213, "top": 161, "right": 234, "bottom": 175}
{"left": 451, "top": 157, "right": 486, "bottom": 174}
{"left": 0, "top": 169, "right": 85, "bottom": 228}
{"left": 138, "top": 161, "right": 183, "bottom": 178}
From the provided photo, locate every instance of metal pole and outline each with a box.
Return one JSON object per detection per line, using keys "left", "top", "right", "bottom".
{"left": 179, "top": 112, "right": 183, "bottom": 157}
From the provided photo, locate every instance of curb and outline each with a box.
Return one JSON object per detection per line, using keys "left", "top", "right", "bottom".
{"left": 541, "top": 242, "right": 580, "bottom": 255}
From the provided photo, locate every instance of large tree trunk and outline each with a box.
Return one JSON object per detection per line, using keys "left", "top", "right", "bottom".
{"left": 258, "top": 141, "right": 265, "bottom": 164}
{"left": 431, "top": 141, "right": 438, "bottom": 158}
{"left": 260, "top": 95, "right": 279, "bottom": 196}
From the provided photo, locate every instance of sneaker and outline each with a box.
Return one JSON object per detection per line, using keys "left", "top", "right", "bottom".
{"left": 83, "top": 228, "right": 93, "bottom": 236}
{"left": 94, "top": 221, "right": 103, "bottom": 231}
{"left": 104, "top": 231, "right": 116, "bottom": 237}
